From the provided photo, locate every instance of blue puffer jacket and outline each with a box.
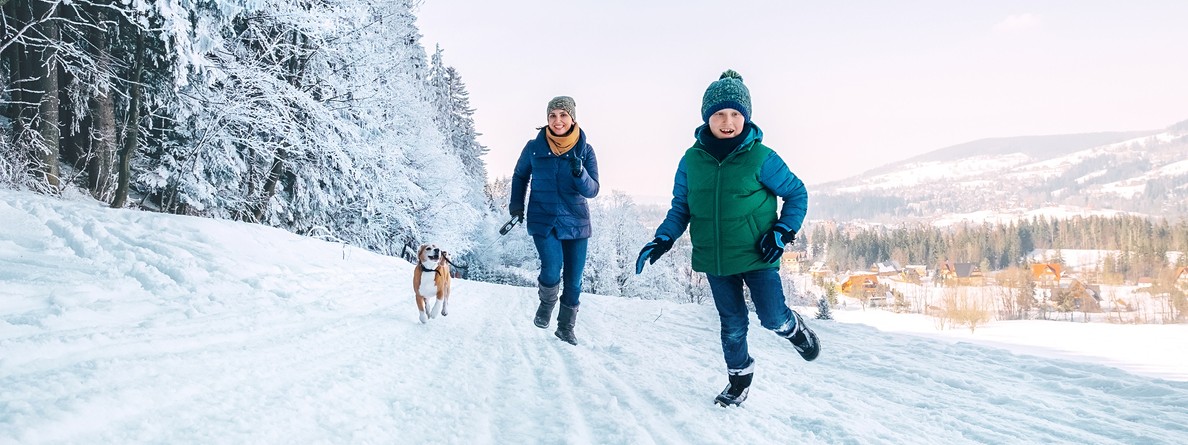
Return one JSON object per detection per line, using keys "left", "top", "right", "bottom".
{"left": 510, "top": 127, "right": 601, "bottom": 239}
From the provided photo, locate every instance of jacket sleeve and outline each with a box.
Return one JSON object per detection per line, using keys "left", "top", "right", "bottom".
{"left": 759, "top": 151, "right": 808, "bottom": 233}
{"left": 572, "top": 144, "right": 600, "bottom": 199}
{"left": 655, "top": 157, "right": 692, "bottom": 240}
{"left": 509, "top": 142, "right": 533, "bottom": 215}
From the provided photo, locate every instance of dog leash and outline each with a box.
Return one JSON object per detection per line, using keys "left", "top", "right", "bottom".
{"left": 441, "top": 215, "right": 523, "bottom": 276}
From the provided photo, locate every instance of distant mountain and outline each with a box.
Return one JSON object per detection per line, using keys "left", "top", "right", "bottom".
{"left": 811, "top": 119, "right": 1188, "bottom": 222}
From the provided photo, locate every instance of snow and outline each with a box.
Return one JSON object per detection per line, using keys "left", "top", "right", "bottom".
{"left": 1097, "top": 158, "right": 1188, "bottom": 199}
{"left": 931, "top": 206, "right": 1134, "bottom": 227}
{"left": 3, "top": 188, "right": 1188, "bottom": 444}
{"left": 834, "top": 154, "right": 1031, "bottom": 193}
{"left": 831, "top": 310, "right": 1188, "bottom": 382}
{"left": 1026, "top": 248, "right": 1183, "bottom": 270}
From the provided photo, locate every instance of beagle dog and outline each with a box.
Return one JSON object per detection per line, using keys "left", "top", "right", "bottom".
{"left": 414, "top": 243, "right": 451, "bottom": 323}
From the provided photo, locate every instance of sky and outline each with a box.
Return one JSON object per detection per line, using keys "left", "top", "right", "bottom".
{"left": 3, "top": 188, "right": 1188, "bottom": 443}
{"left": 414, "top": 1, "right": 1188, "bottom": 204}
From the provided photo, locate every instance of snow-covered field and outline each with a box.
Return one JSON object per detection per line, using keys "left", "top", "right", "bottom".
{"left": 3, "top": 189, "right": 1187, "bottom": 444}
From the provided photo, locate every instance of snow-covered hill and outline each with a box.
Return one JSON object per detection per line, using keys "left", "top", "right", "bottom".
{"left": 812, "top": 119, "right": 1188, "bottom": 222}
{"left": 3, "top": 189, "right": 1187, "bottom": 444}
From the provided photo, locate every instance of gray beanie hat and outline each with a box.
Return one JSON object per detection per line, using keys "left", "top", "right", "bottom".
{"left": 547, "top": 96, "right": 577, "bottom": 120}
{"left": 701, "top": 70, "right": 751, "bottom": 122}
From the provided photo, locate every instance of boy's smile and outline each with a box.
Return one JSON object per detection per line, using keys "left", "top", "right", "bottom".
{"left": 708, "top": 108, "right": 746, "bottom": 139}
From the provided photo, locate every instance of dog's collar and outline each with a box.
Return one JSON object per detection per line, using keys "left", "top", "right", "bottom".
{"left": 421, "top": 264, "right": 439, "bottom": 273}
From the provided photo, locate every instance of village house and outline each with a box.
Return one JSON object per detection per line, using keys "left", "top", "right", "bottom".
{"left": 871, "top": 261, "right": 902, "bottom": 277}
{"left": 840, "top": 273, "right": 879, "bottom": 297}
{"left": 900, "top": 264, "right": 929, "bottom": 284}
{"left": 1057, "top": 278, "right": 1102, "bottom": 312}
{"left": 938, "top": 261, "right": 983, "bottom": 286}
{"left": 781, "top": 250, "right": 805, "bottom": 273}
{"left": 809, "top": 261, "right": 833, "bottom": 281}
{"left": 1030, "top": 263, "right": 1063, "bottom": 289}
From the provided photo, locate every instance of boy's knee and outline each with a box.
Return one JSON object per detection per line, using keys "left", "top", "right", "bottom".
{"left": 720, "top": 317, "right": 749, "bottom": 340}
{"left": 758, "top": 311, "right": 793, "bottom": 330}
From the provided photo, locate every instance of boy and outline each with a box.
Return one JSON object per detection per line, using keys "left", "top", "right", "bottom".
{"left": 635, "top": 70, "right": 819, "bottom": 407}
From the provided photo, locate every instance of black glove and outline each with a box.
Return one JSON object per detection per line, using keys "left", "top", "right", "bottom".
{"left": 635, "top": 235, "right": 674, "bottom": 274}
{"left": 510, "top": 208, "right": 524, "bottom": 220}
{"left": 569, "top": 154, "right": 583, "bottom": 177}
{"left": 757, "top": 224, "right": 795, "bottom": 264}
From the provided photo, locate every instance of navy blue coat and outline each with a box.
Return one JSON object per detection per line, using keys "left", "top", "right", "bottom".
{"left": 510, "top": 128, "right": 601, "bottom": 239}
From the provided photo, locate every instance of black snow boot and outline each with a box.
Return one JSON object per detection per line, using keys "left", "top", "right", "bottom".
{"left": 778, "top": 311, "right": 820, "bottom": 361}
{"left": 714, "top": 372, "right": 754, "bottom": 407}
{"left": 534, "top": 282, "right": 560, "bottom": 329}
{"left": 554, "top": 304, "right": 579, "bottom": 345}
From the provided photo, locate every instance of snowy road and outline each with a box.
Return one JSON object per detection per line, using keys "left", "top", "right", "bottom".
{"left": 2, "top": 189, "right": 1187, "bottom": 444}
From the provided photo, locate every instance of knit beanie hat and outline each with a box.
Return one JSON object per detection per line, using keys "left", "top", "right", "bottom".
{"left": 701, "top": 70, "right": 751, "bottom": 123}
{"left": 547, "top": 96, "right": 577, "bottom": 120}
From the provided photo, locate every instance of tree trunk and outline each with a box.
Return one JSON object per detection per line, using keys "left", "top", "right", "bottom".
{"left": 31, "top": 0, "right": 61, "bottom": 190}
{"left": 57, "top": 3, "right": 85, "bottom": 171}
{"left": 6, "top": 1, "right": 32, "bottom": 161}
{"left": 2, "top": 35, "right": 22, "bottom": 144}
{"left": 252, "top": 153, "right": 283, "bottom": 223}
{"left": 110, "top": 27, "right": 142, "bottom": 208}
{"left": 252, "top": 30, "right": 305, "bottom": 222}
{"left": 86, "top": 10, "right": 116, "bottom": 200}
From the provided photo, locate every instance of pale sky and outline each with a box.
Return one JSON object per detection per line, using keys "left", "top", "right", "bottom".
{"left": 414, "top": 1, "right": 1188, "bottom": 204}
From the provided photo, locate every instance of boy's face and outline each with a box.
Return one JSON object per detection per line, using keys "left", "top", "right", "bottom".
{"left": 708, "top": 109, "right": 745, "bottom": 139}
{"left": 547, "top": 110, "right": 574, "bottom": 135}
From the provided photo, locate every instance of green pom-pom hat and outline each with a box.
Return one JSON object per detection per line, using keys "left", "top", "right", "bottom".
{"left": 701, "top": 69, "right": 752, "bottom": 123}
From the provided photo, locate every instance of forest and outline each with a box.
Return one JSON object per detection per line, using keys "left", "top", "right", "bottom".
{"left": 2, "top": 0, "right": 490, "bottom": 256}
{"left": 808, "top": 215, "right": 1188, "bottom": 281}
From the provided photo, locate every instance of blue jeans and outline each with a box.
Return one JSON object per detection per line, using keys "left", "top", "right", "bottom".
{"left": 707, "top": 268, "right": 794, "bottom": 372}
{"left": 533, "top": 232, "right": 589, "bottom": 307}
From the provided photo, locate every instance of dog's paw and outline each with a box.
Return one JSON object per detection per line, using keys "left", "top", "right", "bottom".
{"left": 418, "top": 312, "right": 428, "bottom": 323}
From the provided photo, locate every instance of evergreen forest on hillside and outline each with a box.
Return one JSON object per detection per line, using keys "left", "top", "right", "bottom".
{"left": 809, "top": 215, "right": 1188, "bottom": 282}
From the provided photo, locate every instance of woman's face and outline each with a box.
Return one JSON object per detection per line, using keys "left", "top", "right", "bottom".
{"left": 547, "top": 110, "right": 574, "bottom": 135}
{"left": 708, "top": 109, "right": 746, "bottom": 139}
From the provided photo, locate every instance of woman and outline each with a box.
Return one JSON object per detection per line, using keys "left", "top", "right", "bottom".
{"left": 509, "top": 96, "right": 600, "bottom": 345}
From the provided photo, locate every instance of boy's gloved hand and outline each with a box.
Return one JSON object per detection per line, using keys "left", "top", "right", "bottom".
{"left": 569, "top": 154, "right": 583, "bottom": 177}
{"left": 635, "top": 235, "right": 674, "bottom": 274}
{"left": 758, "top": 224, "right": 795, "bottom": 263}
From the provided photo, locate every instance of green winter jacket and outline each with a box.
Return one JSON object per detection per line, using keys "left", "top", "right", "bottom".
{"left": 655, "top": 123, "right": 809, "bottom": 276}
{"left": 684, "top": 139, "right": 777, "bottom": 275}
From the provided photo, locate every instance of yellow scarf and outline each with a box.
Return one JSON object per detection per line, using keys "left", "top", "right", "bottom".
{"left": 546, "top": 123, "right": 580, "bottom": 156}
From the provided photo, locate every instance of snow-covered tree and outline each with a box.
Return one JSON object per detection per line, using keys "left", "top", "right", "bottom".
{"left": 428, "top": 45, "right": 488, "bottom": 188}
{"left": 816, "top": 297, "right": 833, "bottom": 320}
{"left": 4, "top": 0, "right": 491, "bottom": 259}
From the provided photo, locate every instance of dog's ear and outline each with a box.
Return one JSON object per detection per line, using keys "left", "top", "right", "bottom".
{"left": 418, "top": 244, "right": 428, "bottom": 255}
{"left": 441, "top": 251, "right": 449, "bottom": 261}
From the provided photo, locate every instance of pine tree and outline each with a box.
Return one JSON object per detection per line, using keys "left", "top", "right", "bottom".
{"left": 427, "top": 45, "right": 488, "bottom": 198}
{"left": 815, "top": 297, "right": 833, "bottom": 320}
